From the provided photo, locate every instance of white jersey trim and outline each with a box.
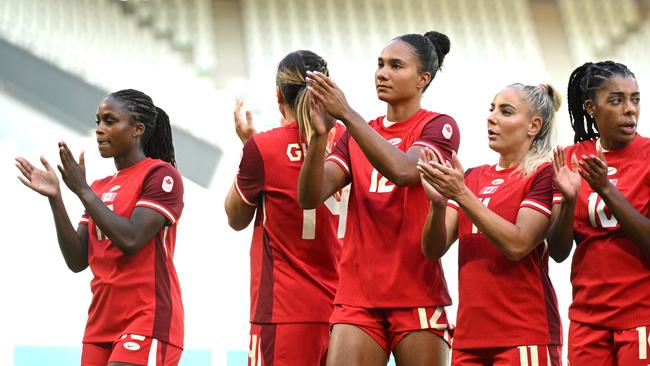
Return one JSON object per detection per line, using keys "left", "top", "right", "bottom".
{"left": 412, "top": 141, "right": 445, "bottom": 164}
{"left": 521, "top": 199, "right": 552, "bottom": 217}
{"left": 234, "top": 179, "right": 257, "bottom": 207}
{"left": 136, "top": 200, "right": 177, "bottom": 225}
{"left": 327, "top": 155, "right": 351, "bottom": 176}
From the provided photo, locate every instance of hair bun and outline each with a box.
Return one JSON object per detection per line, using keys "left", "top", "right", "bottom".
{"left": 424, "top": 31, "right": 450, "bottom": 68}
{"left": 538, "top": 83, "right": 562, "bottom": 112}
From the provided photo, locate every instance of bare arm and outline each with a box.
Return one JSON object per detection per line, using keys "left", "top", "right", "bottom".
{"left": 57, "top": 142, "right": 170, "bottom": 256}
{"left": 424, "top": 154, "right": 551, "bottom": 262}
{"left": 16, "top": 155, "right": 88, "bottom": 272}
{"left": 307, "top": 71, "right": 427, "bottom": 186}
{"left": 224, "top": 182, "right": 257, "bottom": 230}
{"left": 580, "top": 149, "right": 650, "bottom": 257}
{"left": 418, "top": 148, "right": 458, "bottom": 259}
{"left": 546, "top": 147, "right": 580, "bottom": 262}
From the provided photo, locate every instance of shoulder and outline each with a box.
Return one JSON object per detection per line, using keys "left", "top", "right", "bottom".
{"left": 144, "top": 160, "right": 183, "bottom": 187}
{"left": 465, "top": 164, "right": 490, "bottom": 178}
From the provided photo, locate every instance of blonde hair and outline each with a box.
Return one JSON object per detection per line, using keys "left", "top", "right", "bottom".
{"left": 276, "top": 50, "right": 334, "bottom": 151}
{"left": 508, "top": 83, "right": 562, "bottom": 176}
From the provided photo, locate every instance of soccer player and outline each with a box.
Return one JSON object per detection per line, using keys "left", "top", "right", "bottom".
{"left": 224, "top": 50, "right": 347, "bottom": 366}
{"left": 299, "top": 31, "right": 459, "bottom": 365}
{"left": 15, "top": 89, "right": 184, "bottom": 365}
{"left": 418, "top": 83, "right": 563, "bottom": 365}
{"left": 548, "top": 61, "right": 649, "bottom": 365}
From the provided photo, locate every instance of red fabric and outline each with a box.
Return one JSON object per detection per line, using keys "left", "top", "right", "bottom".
{"left": 554, "top": 135, "right": 650, "bottom": 329}
{"left": 451, "top": 164, "right": 561, "bottom": 349}
{"left": 569, "top": 321, "right": 650, "bottom": 366}
{"left": 248, "top": 323, "right": 330, "bottom": 366}
{"left": 326, "top": 110, "right": 459, "bottom": 308}
{"left": 329, "top": 304, "right": 452, "bottom": 354}
{"left": 452, "top": 344, "right": 562, "bottom": 366}
{"left": 237, "top": 122, "right": 346, "bottom": 323}
{"left": 82, "top": 334, "right": 182, "bottom": 366}
{"left": 80, "top": 158, "right": 184, "bottom": 348}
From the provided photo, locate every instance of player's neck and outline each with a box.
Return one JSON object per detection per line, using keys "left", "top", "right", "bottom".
{"left": 386, "top": 100, "right": 421, "bottom": 122}
{"left": 114, "top": 150, "right": 147, "bottom": 171}
{"left": 497, "top": 147, "right": 528, "bottom": 170}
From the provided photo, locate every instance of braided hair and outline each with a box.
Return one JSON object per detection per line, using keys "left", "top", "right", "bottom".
{"left": 395, "top": 31, "right": 451, "bottom": 91}
{"left": 109, "top": 89, "right": 176, "bottom": 167}
{"left": 567, "top": 61, "right": 635, "bottom": 143}
{"left": 276, "top": 50, "right": 329, "bottom": 146}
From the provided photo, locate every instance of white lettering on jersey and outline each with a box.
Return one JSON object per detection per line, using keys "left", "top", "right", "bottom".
{"left": 587, "top": 192, "right": 617, "bottom": 228}
{"left": 286, "top": 143, "right": 307, "bottom": 162}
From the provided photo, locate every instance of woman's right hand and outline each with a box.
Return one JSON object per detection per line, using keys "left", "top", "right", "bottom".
{"left": 309, "top": 95, "right": 336, "bottom": 136}
{"left": 234, "top": 99, "right": 257, "bottom": 144}
{"left": 417, "top": 148, "right": 447, "bottom": 206}
{"left": 16, "top": 155, "right": 61, "bottom": 198}
{"left": 552, "top": 146, "right": 581, "bottom": 202}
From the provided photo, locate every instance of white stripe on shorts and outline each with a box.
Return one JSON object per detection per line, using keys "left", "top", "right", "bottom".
{"left": 148, "top": 338, "right": 158, "bottom": 366}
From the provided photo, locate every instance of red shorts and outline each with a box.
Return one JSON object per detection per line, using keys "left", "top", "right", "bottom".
{"left": 248, "top": 323, "right": 330, "bottom": 366}
{"left": 81, "top": 333, "right": 182, "bottom": 366}
{"left": 452, "top": 345, "right": 562, "bottom": 366}
{"left": 569, "top": 321, "right": 650, "bottom": 365}
{"left": 329, "top": 304, "right": 452, "bottom": 354}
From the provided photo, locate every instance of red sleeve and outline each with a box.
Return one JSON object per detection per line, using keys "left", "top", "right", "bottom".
{"left": 520, "top": 165, "right": 553, "bottom": 218}
{"left": 235, "top": 136, "right": 264, "bottom": 206}
{"left": 412, "top": 115, "right": 461, "bottom": 164}
{"left": 79, "top": 211, "right": 89, "bottom": 225}
{"left": 326, "top": 130, "right": 352, "bottom": 178}
{"left": 135, "top": 164, "right": 184, "bottom": 225}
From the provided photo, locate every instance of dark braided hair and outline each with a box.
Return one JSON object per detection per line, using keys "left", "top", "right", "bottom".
{"left": 109, "top": 89, "right": 176, "bottom": 167}
{"left": 394, "top": 31, "right": 450, "bottom": 91}
{"left": 567, "top": 61, "right": 635, "bottom": 143}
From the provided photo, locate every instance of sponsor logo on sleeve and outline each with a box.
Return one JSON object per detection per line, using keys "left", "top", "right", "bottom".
{"left": 162, "top": 176, "right": 174, "bottom": 192}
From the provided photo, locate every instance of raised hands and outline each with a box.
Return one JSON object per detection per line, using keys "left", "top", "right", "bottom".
{"left": 416, "top": 148, "right": 446, "bottom": 205}
{"left": 552, "top": 146, "right": 581, "bottom": 202}
{"left": 234, "top": 99, "right": 257, "bottom": 144}
{"left": 417, "top": 150, "right": 467, "bottom": 202}
{"left": 306, "top": 71, "right": 352, "bottom": 122}
{"left": 57, "top": 141, "right": 88, "bottom": 195}
{"left": 578, "top": 148, "right": 611, "bottom": 196}
{"left": 309, "top": 95, "right": 337, "bottom": 136}
{"left": 16, "top": 155, "right": 61, "bottom": 198}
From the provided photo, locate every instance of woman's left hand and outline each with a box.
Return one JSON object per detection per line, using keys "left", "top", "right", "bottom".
{"left": 578, "top": 148, "right": 612, "bottom": 196}
{"left": 57, "top": 141, "right": 88, "bottom": 195}
{"left": 421, "top": 152, "right": 468, "bottom": 201}
{"left": 306, "top": 71, "right": 352, "bottom": 122}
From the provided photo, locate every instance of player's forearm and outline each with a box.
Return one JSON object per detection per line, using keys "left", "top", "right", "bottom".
{"left": 224, "top": 185, "right": 255, "bottom": 231}
{"left": 48, "top": 194, "right": 88, "bottom": 272}
{"left": 457, "top": 192, "right": 541, "bottom": 262}
{"left": 76, "top": 188, "right": 145, "bottom": 255}
{"left": 547, "top": 201, "right": 576, "bottom": 262}
{"left": 599, "top": 186, "right": 650, "bottom": 257}
{"left": 341, "top": 109, "right": 419, "bottom": 186}
{"left": 298, "top": 134, "right": 329, "bottom": 209}
{"left": 421, "top": 202, "right": 451, "bottom": 259}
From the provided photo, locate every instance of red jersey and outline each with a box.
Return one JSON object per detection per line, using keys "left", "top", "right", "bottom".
{"left": 236, "top": 122, "right": 346, "bottom": 324}
{"left": 79, "top": 158, "right": 184, "bottom": 348}
{"left": 554, "top": 135, "right": 650, "bottom": 329}
{"left": 449, "top": 164, "right": 561, "bottom": 349}
{"left": 326, "top": 109, "right": 459, "bottom": 308}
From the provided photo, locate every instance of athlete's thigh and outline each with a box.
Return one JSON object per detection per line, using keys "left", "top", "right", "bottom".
{"left": 109, "top": 334, "right": 182, "bottom": 366}
{"left": 614, "top": 325, "right": 650, "bottom": 365}
{"left": 392, "top": 330, "right": 449, "bottom": 366}
{"left": 327, "top": 324, "right": 388, "bottom": 366}
{"left": 493, "top": 345, "right": 562, "bottom": 366}
{"left": 82, "top": 342, "right": 112, "bottom": 366}
{"left": 568, "top": 321, "right": 615, "bottom": 366}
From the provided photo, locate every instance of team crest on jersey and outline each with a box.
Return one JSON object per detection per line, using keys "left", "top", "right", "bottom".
{"left": 162, "top": 176, "right": 174, "bottom": 192}
{"left": 388, "top": 138, "right": 402, "bottom": 146}
{"left": 491, "top": 178, "right": 505, "bottom": 185}
{"left": 442, "top": 124, "right": 453, "bottom": 139}
{"left": 480, "top": 186, "right": 498, "bottom": 195}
